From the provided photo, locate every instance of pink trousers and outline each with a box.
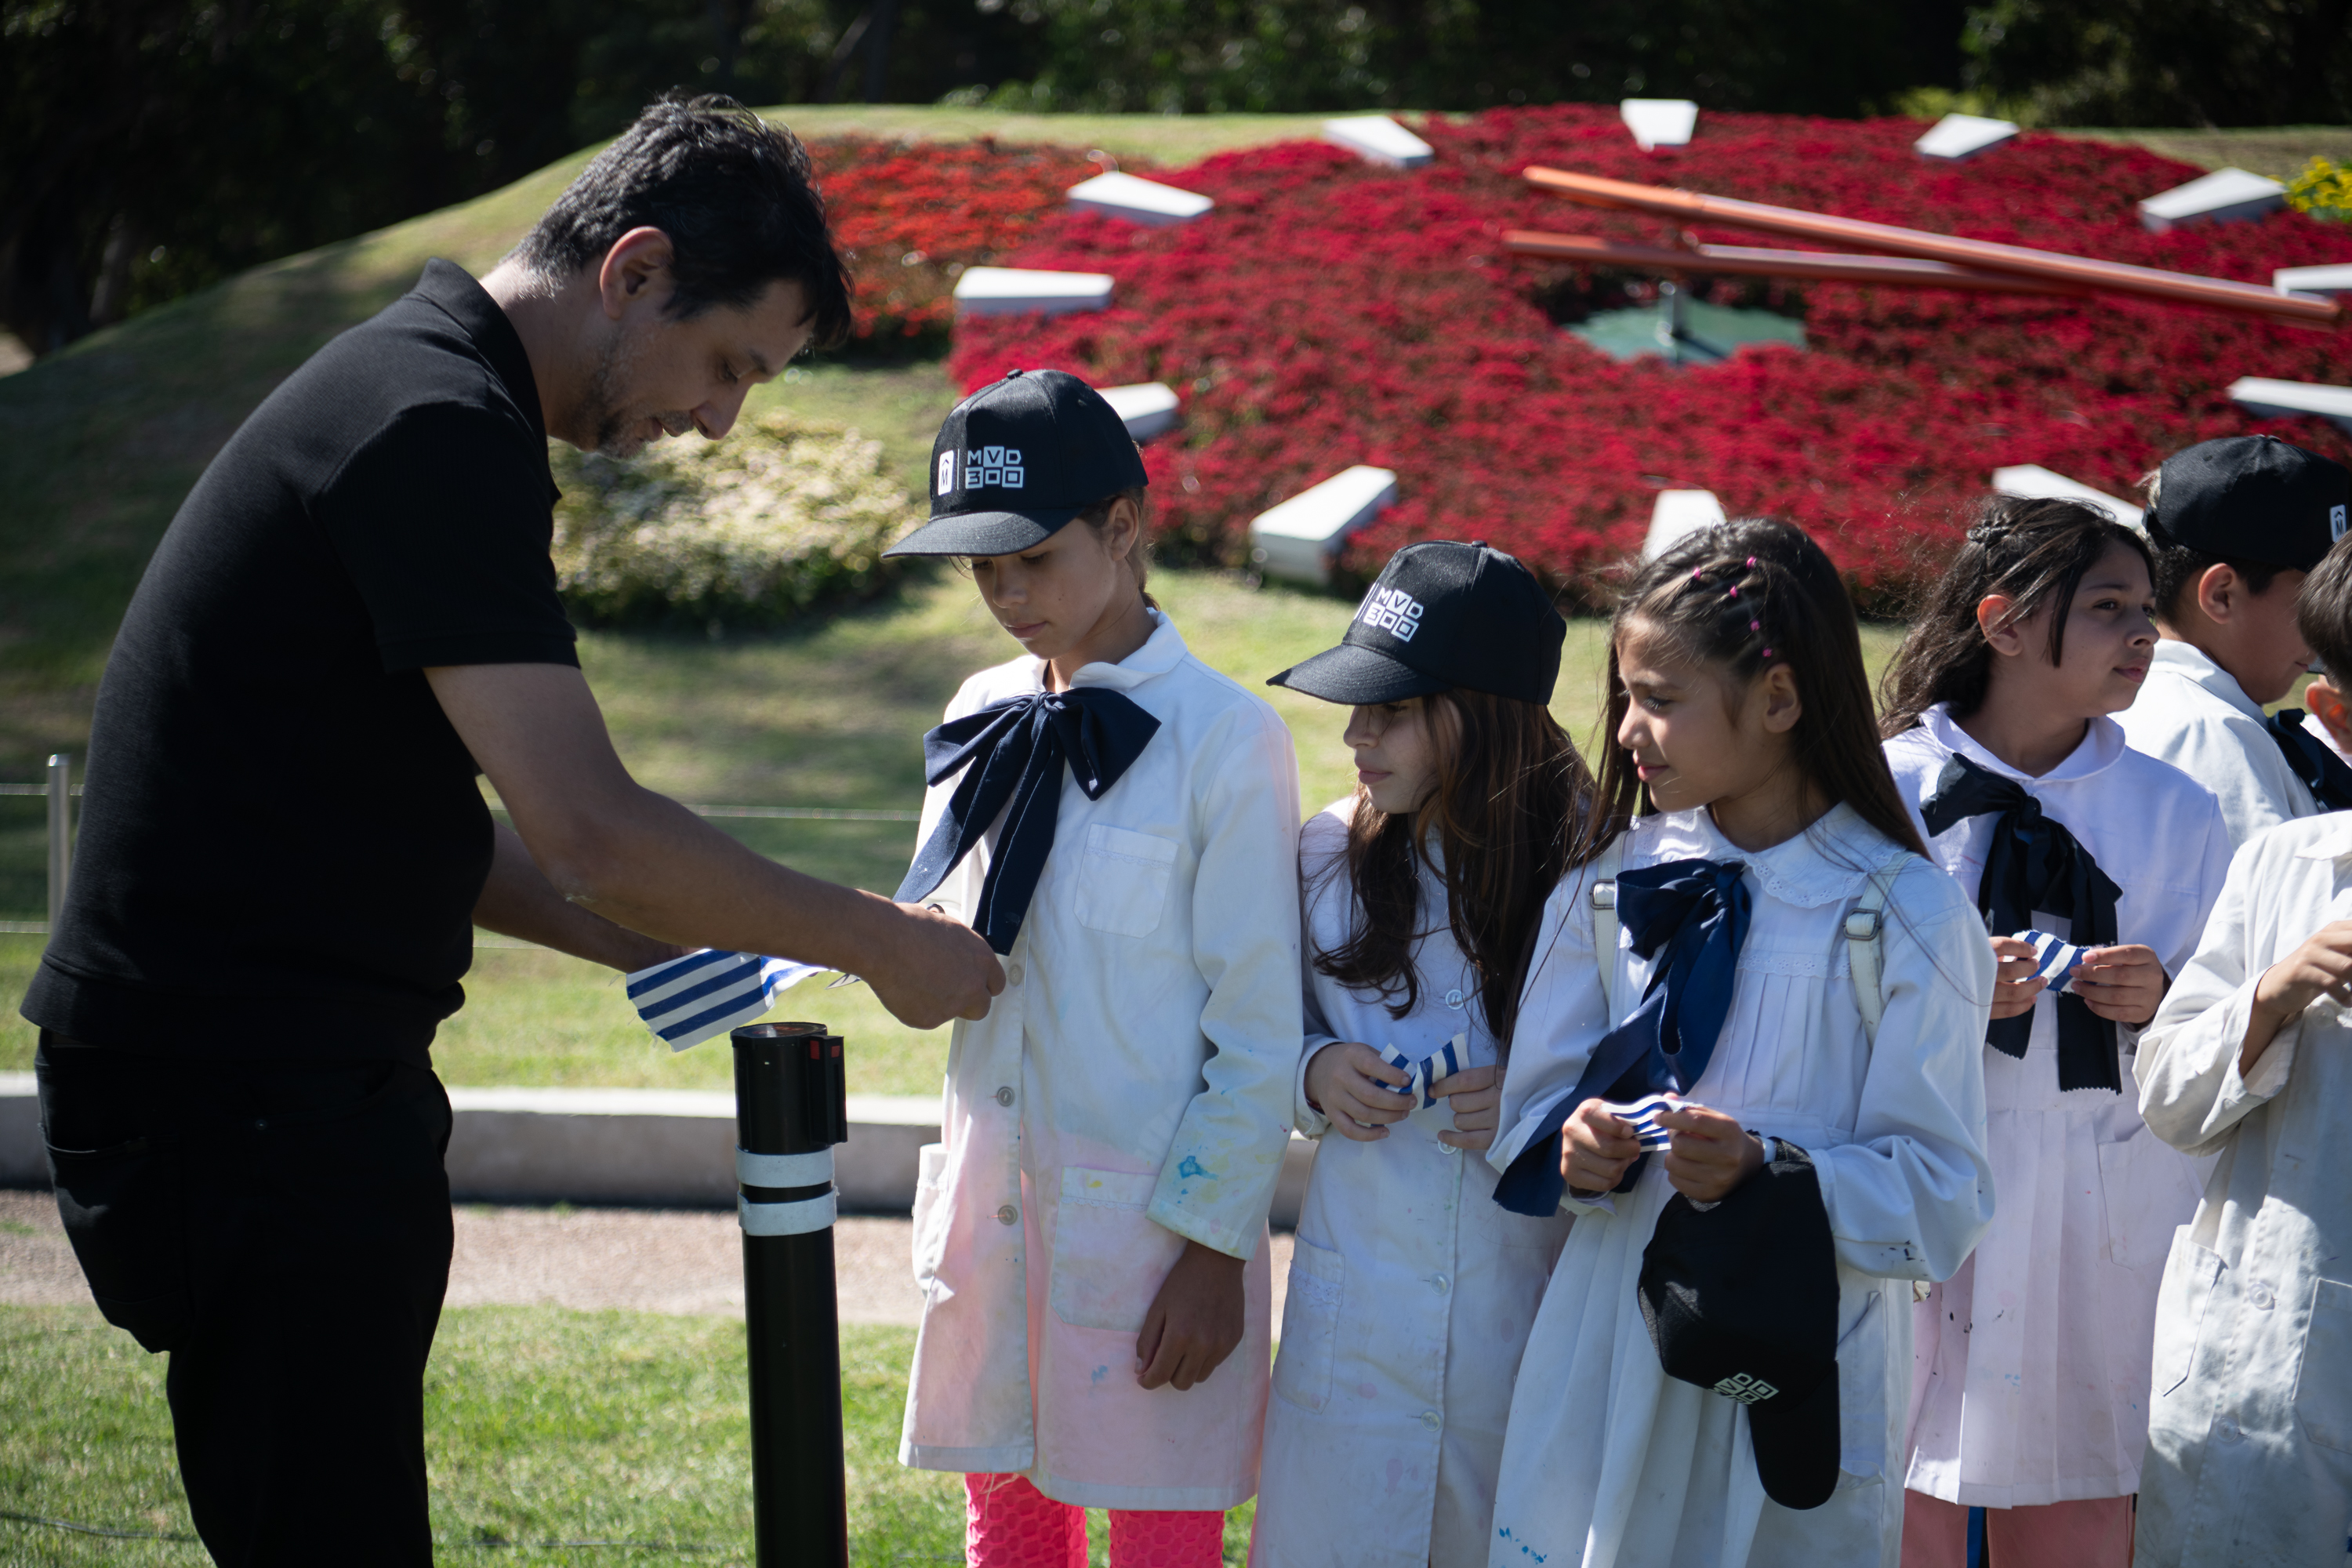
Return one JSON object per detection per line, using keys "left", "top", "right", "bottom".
{"left": 966, "top": 1473, "right": 1226, "bottom": 1568}
{"left": 1901, "top": 1489, "right": 2133, "bottom": 1568}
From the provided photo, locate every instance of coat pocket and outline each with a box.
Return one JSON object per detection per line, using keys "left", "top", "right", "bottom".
{"left": 911, "top": 1142, "right": 950, "bottom": 1294}
{"left": 1048, "top": 1167, "right": 1185, "bottom": 1333}
{"left": 45, "top": 1134, "right": 191, "bottom": 1354}
{"left": 1273, "top": 1233, "right": 1345, "bottom": 1414}
{"left": 2295, "top": 1279, "right": 2352, "bottom": 1452}
{"left": 1072, "top": 824, "right": 1179, "bottom": 939}
{"left": 2151, "top": 1226, "right": 2224, "bottom": 1399}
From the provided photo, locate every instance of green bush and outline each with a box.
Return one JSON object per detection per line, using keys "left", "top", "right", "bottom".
{"left": 550, "top": 411, "right": 916, "bottom": 630}
{"left": 2288, "top": 156, "right": 2352, "bottom": 222}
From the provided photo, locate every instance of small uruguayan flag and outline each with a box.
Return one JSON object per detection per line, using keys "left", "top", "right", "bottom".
{"left": 1377, "top": 1034, "right": 1467, "bottom": 1109}
{"left": 2014, "top": 928, "right": 2089, "bottom": 993}
{"left": 625, "top": 949, "right": 823, "bottom": 1051}
{"left": 1601, "top": 1091, "right": 1683, "bottom": 1151}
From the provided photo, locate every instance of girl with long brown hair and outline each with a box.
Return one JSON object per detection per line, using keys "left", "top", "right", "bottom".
{"left": 1250, "top": 541, "right": 1585, "bottom": 1568}
{"left": 1486, "top": 517, "right": 1997, "bottom": 1567}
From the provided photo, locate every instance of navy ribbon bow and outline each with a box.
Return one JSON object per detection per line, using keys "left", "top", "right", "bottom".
{"left": 895, "top": 688, "right": 1160, "bottom": 955}
{"left": 1494, "top": 857, "right": 1751, "bottom": 1216}
{"left": 2266, "top": 708, "right": 2352, "bottom": 812}
{"left": 1920, "top": 754, "right": 2123, "bottom": 1093}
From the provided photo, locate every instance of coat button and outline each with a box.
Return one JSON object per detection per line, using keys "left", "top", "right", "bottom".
{"left": 1420, "top": 1410, "right": 1443, "bottom": 1430}
{"left": 1432, "top": 1274, "right": 1451, "bottom": 1294}
{"left": 995, "top": 1086, "right": 1015, "bottom": 1107}
{"left": 996, "top": 1204, "right": 1018, "bottom": 1225}
{"left": 2216, "top": 1418, "right": 2243, "bottom": 1443}
{"left": 1007, "top": 963, "right": 1025, "bottom": 985}
{"left": 1445, "top": 988, "right": 1464, "bottom": 1010}
{"left": 2249, "top": 1283, "right": 2275, "bottom": 1310}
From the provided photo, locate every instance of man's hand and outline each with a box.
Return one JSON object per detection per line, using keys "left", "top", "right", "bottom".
{"left": 1988, "top": 935, "right": 2049, "bottom": 1021}
{"left": 1560, "top": 1098, "right": 1642, "bottom": 1196}
{"left": 1654, "top": 1104, "right": 1766, "bottom": 1204}
{"left": 1302, "top": 1042, "right": 1414, "bottom": 1141}
{"left": 863, "top": 903, "right": 1006, "bottom": 1028}
{"left": 2071, "top": 943, "right": 2166, "bottom": 1028}
{"left": 1135, "top": 1240, "right": 1245, "bottom": 1391}
{"left": 2245, "top": 920, "right": 2352, "bottom": 1072}
{"left": 1433, "top": 1064, "right": 1502, "bottom": 1152}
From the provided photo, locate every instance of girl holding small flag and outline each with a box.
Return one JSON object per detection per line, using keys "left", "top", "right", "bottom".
{"left": 1486, "top": 519, "right": 1997, "bottom": 1567}
{"left": 1248, "top": 541, "right": 1585, "bottom": 1568}
{"left": 881, "top": 370, "right": 1302, "bottom": 1567}
{"left": 1878, "top": 496, "right": 2231, "bottom": 1567}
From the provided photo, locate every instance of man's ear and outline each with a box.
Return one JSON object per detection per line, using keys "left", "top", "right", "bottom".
{"left": 596, "top": 227, "right": 676, "bottom": 321}
{"left": 2307, "top": 678, "right": 2352, "bottom": 750}
{"left": 2194, "top": 562, "right": 2239, "bottom": 626}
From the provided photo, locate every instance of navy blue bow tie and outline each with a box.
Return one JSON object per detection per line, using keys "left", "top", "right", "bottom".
{"left": 2267, "top": 709, "right": 2352, "bottom": 812}
{"left": 895, "top": 688, "right": 1161, "bottom": 955}
{"left": 1494, "top": 855, "right": 1751, "bottom": 1216}
{"left": 1920, "top": 753, "right": 2123, "bottom": 1093}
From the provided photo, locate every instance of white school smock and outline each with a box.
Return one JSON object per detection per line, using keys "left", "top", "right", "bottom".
{"left": 1483, "top": 804, "right": 1995, "bottom": 1568}
{"left": 1253, "top": 802, "right": 1574, "bottom": 1568}
{"left": 1886, "top": 706, "right": 2232, "bottom": 1508}
{"left": 2113, "top": 638, "right": 2315, "bottom": 848}
{"left": 2132, "top": 815, "right": 2352, "bottom": 1566}
{"left": 896, "top": 611, "right": 1305, "bottom": 1510}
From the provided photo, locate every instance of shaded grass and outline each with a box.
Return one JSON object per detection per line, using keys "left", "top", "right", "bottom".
{"left": 0, "top": 1305, "right": 1258, "bottom": 1566}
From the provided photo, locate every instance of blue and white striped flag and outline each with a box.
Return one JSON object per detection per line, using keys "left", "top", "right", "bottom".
{"left": 1599, "top": 1091, "right": 1684, "bottom": 1151}
{"left": 625, "top": 949, "right": 824, "bottom": 1051}
{"left": 1377, "top": 1034, "right": 1467, "bottom": 1109}
{"left": 2014, "top": 927, "right": 2089, "bottom": 993}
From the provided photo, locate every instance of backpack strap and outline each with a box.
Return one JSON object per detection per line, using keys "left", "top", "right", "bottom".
{"left": 1588, "top": 837, "right": 1627, "bottom": 1017}
{"left": 1846, "top": 851, "right": 1911, "bottom": 1043}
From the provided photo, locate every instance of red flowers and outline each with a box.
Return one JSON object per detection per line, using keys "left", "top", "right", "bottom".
{"left": 918, "top": 106, "right": 2352, "bottom": 595}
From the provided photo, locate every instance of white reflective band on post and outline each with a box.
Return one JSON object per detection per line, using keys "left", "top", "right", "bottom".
{"left": 739, "top": 1191, "right": 837, "bottom": 1236}
{"left": 736, "top": 1147, "right": 835, "bottom": 1188}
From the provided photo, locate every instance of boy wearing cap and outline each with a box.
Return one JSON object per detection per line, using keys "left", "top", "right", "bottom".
{"left": 2114, "top": 434, "right": 2352, "bottom": 846}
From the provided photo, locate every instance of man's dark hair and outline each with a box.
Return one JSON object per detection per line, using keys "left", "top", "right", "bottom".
{"left": 2139, "top": 466, "right": 2281, "bottom": 622}
{"left": 514, "top": 93, "right": 852, "bottom": 347}
{"left": 2299, "top": 534, "right": 2352, "bottom": 682}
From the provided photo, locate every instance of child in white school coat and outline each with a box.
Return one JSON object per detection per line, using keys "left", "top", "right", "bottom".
{"left": 2131, "top": 532, "right": 2352, "bottom": 1567}
{"left": 1877, "top": 496, "right": 2233, "bottom": 1568}
{"left": 2112, "top": 435, "right": 2352, "bottom": 844}
{"left": 1486, "top": 518, "right": 1998, "bottom": 1568}
{"left": 1250, "top": 542, "right": 1584, "bottom": 1568}
{"left": 881, "top": 370, "right": 1303, "bottom": 1568}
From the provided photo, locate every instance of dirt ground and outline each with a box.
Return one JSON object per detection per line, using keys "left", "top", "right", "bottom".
{"left": 0, "top": 1189, "right": 1294, "bottom": 1327}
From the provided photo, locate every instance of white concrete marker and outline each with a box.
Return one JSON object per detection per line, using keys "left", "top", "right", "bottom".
{"left": 1250, "top": 466, "right": 1400, "bottom": 586}
{"left": 1066, "top": 169, "right": 1215, "bottom": 227}
{"left": 2230, "top": 376, "right": 2352, "bottom": 437}
{"left": 1621, "top": 99, "right": 1700, "bottom": 152}
{"left": 1644, "top": 489, "right": 1727, "bottom": 560}
{"left": 2276, "top": 263, "right": 2352, "bottom": 298}
{"left": 1322, "top": 115, "right": 1433, "bottom": 169}
{"left": 1914, "top": 112, "right": 2019, "bottom": 161}
{"left": 1991, "top": 464, "right": 2145, "bottom": 529}
{"left": 1098, "top": 382, "right": 1181, "bottom": 441}
{"left": 952, "top": 266, "right": 1115, "bottom": 318}
{"left": 2137, "top": 167, "right": 2286, "bottom": 232}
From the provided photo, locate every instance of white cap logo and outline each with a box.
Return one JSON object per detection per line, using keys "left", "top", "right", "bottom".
{"left": 964, "top": 445, "right": 1025, "bottom": 491}
{"left": 1357, "top": 586, "right": 1427, "bottom": 643}
{"left": 2333, "top": 503, "right": 2347, "bottom": 542}
{"left": 936, "top": 450, "right": 956, "bottom": 498}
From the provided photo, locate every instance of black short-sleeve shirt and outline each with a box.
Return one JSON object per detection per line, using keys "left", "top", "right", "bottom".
{"left": 23, "top": 260, "right": 579, "bottom": 1065}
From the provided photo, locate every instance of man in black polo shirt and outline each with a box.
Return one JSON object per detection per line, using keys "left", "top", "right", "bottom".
{"left": 24, "top": 95, "right": 1001, "bottom": 1563}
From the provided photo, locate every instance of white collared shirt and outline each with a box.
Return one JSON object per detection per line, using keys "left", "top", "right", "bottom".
{"left": 2114, "top": 638, "right": 2315, "bottom": 848}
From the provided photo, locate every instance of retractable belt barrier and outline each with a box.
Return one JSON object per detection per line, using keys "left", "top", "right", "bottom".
{"left": 732, "top": 1022, "right": 851, "bottom": 1568}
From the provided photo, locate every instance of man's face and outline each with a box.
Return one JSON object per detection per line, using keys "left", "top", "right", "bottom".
{"left": 576, "top": 275, "right": 813, "bottom": 459}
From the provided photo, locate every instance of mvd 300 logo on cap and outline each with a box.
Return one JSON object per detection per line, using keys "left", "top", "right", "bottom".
{"left": 1713, "top": 1372, "right": 1781, "bottom": 1405}
{"left": 964, "top": 445, "right": 1025, "bottom": 491}
{"left": 1356, "top": 586, "right": 1426, "bottom": 642}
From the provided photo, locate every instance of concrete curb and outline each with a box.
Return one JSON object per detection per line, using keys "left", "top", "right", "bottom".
{"left": 0, "top": 1074, "right": 1318, "bottom": 1225}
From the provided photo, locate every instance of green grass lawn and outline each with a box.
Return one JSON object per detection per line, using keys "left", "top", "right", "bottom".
{"left": 0, "top": 1303, "right": 1258, "bottom": 1566}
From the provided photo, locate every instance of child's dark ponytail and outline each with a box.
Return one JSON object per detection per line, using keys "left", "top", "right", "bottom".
{"left": 1583, "top": 517, "right": 1927, "bottom": 861}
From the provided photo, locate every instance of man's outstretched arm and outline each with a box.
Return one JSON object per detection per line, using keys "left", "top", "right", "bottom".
{"left": 427, "top": 662, "right": 1003, "bottom": 1029}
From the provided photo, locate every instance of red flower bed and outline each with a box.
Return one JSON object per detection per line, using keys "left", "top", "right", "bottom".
{"left": 810, "top": 137, "right": 1105, "bottom": 341}
{"left": 945, "top": 106, "right": 2352, "bottom": 596}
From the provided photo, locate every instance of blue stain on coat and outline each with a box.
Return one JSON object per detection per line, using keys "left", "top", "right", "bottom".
{"left": 1176, "top": 1154, "right": 1212, "bottom": 1181}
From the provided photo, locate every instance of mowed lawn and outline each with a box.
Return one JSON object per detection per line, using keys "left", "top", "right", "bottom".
{"left": 0, "top": 1303, "right": 1259, "bottom": 1566}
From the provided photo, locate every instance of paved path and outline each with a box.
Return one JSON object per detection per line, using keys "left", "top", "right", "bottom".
{"left": 1, "top": 1189, "right": 1294, "bottom": 1327}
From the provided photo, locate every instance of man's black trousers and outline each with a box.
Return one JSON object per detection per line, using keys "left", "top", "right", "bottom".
{"left": 35, "top": 1033, "right": 454, "bottom": 1566}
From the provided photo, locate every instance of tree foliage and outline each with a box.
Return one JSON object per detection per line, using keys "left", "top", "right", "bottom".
{"left": 1961, "top": 0, "right": 2352, "bottom": 129}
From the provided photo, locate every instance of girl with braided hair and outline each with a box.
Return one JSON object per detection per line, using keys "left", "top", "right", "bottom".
{"left": 1878, "top": 495, "right": 2231, "bottom": 1567}
{"left": 1486, "top": 518, "right": 1997, "bottom": 1566}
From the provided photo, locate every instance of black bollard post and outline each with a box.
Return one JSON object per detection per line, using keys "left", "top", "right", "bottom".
{"left": 732, "top": 1021, "right": 851, "bottom": 1568}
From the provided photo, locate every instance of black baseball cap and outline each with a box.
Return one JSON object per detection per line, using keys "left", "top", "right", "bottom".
{"left": 1638, "top": 1140, "right": 1842, "bottom": 1512}
{"left": 884, "top": 368, "right": 1149, "bottom": 558}
{"left": 1267, "top": 540, "right": 1566, "bottom": 706}
{"left": 2148, "top": 434, "right": 2350, "bottom": 572}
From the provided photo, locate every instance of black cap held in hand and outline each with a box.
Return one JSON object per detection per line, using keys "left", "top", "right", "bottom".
{"left": 1638, "top": 1140, "right": 1842, "bottom": 1511}
{"left": 2150, "top": 434, "right": 2351, "bottom": 573}
{"left": 885, "top": 368, "right": 1149, "bottom": 558}
{"left": 1267, "top": 540, "right": 1566, "bottom": 706}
